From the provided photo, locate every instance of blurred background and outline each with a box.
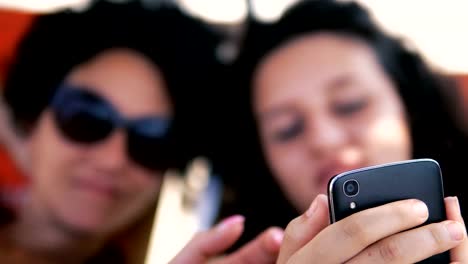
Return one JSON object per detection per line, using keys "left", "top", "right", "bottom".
{"left": 1, "top": 0, "right": 467, "bottom": 122}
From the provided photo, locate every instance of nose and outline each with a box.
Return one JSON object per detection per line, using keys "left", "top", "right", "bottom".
{"left": 89, "top": 129, "right": 128, "bottom": 172}
{"left": 306, "top": 115, "right": 347, "bottom": 158}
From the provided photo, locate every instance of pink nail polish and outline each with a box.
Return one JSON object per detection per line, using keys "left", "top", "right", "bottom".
{"left": 216, "top": 215, "right": 244, "bottom": 232}
{"left": 271, "top": 229, "right": 284, "bottom": 245}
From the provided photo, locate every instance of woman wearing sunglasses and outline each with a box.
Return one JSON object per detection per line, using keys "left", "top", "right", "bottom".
{"left": 0, "top": 1, "right": 283, "bottom": 263}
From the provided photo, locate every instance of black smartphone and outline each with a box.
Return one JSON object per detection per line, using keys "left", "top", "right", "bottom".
{"left": 327, "top": 158, "right": 449, "bottom": 263}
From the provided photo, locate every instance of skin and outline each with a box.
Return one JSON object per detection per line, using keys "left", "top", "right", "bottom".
{"left": 253, "top": 33, "right": 468, "bottom": 262}
{"left": 27, "top": 49, "right": 171, "bottom": 237}
{"left": 171, "top": 215, "right": 284, "bottom": 264}
{"left": 1, "top": 49, "right": 170, "bottom": 262}
{"left": 277, "top": 195, "right": 467, "bottom": 263}
{"left": 0, "top": 48, "right": 283, "bottom": 263}
{"left": 253, "top": 33, "right": 412, "bottom": 213}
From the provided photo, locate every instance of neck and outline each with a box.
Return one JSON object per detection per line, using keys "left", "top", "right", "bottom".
{"left": 7, "top": 194, "right": 108, "bottom": 262}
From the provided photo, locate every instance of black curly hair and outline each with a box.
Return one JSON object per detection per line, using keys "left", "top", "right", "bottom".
{"left": 2, "top": 0, "right": 227, "bottom": 170}
{"left": 222, "top": 0, "right": 468, "bottom": 246}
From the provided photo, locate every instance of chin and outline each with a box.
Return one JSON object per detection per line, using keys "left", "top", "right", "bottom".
{"left": 57, "top": 208, "right": 116, "bottom": 237}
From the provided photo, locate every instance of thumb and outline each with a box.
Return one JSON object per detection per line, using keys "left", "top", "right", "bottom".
{"left": 277, "top": 194, "right": 329, "bottom": 264}
{"left": 170, "top": 215, "right": 245, "bottom": 263}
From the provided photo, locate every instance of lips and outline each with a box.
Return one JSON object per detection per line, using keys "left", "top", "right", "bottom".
{"left": 73, "top": 175, "right": 121, "bottom": 203}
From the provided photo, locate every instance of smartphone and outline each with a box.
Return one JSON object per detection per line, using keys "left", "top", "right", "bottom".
{"left": 328, "top": 158, "right": 449, "bottom": 263}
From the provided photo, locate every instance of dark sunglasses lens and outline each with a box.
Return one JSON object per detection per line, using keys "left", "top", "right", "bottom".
{"left": 54, "top": 105, "right": 114, "bottom": 143}
{"left": 127, "top": 119, "right": 173, "bottom": 171}
{"left": 128, "top": 135, "right": 172, "bottom": 171}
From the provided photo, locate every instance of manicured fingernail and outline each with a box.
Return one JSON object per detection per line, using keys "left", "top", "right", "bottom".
{"left": 270, "top": 228, "right": 284, "bottom": 245}
{"left": 216, "top": 215, "right": 244, "bottom": 233}
{"left": 306, "top": 196, "right": 319, "bottom": 218}
{"left": 412, "top": 200, "right": 428, "bottom": 219}
{"left": 445, "top": 221, "right": 465, "bottom": 241}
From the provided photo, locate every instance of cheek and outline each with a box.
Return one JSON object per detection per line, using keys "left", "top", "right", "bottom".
{"left": 263, "top": 141, "right": 318, "bottom": 212}
{"left": 263, "top": 140, "right": 311, "bottom": 186}
{"left": 28, "top": 115, "right": 82, "bottom": 189}
{"left": 133, "top": 169, "right": 162, "bottom": 192}
{"left": 360, "top": 112, "right": 412, "bottom": 164}
{"left": 116, "top": 170, "right": 162, "bottom": 224}
{"left": 126, "top": 168, "right": 163, "bottom": 204}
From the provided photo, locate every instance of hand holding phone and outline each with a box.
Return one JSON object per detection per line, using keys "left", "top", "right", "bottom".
{"left": 328, "top": 158, "right": 449, "bottom": 263}
{"left": 275, "top": 159, "right": 466, "bottom": 264}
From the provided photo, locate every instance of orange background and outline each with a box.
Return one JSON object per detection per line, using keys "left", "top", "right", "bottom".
{"left": 0, "top": 9, "right": 36, "bottom": 85}
{"left": 457, "top": 75, "right": 468, "bottom": 114}
{"left": 0, "top": 9, "right": 35, "bottom": 188}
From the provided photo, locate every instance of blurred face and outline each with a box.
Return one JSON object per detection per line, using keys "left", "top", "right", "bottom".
{"left": 253, "top": 34, "right": 412, "bottom": 212}
{"left": 26, "top": 49, "right": 172, "bottom": 236}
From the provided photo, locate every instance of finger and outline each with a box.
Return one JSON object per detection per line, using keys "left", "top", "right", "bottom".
{"left": 276, "top": 194, "right": 329, "bottom": 264}
{"left": 169, "top": 215, "right": 245, "bottom": 263}
{"left": 216, "top": 227, "right": 284, "bottom": 264}
{"left": 288, "top": 199, "right": 429, "bottom": 263}
{"left": 348, "top": 220, "right": 466, "bottom": 263}
{"left": 445, "top": 196, "right": 468, "bottom": 262}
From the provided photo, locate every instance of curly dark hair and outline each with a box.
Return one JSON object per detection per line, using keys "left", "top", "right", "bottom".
{"left": 222, "top": 0, "right": 468, "bottom": 246}
{"left": 2, "top": 0, "right": 230, "bottom": 261}
{"left": 2, "top": 0, "right": 227, "bottom": 169}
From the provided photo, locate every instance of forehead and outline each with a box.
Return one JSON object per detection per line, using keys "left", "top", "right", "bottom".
{"left": 64, "top": 48, "right": 172, "bottom": 117}
{"left": 253, "top": 33, "right": 392, "bottom": 112}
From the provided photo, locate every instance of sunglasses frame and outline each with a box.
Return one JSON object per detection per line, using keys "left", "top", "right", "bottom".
{"left": 49, "top": 84, "right": 175, "bottom": 172}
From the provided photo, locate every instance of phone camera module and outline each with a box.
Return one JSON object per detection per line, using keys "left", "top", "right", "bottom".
{"left": 343, "top": 179, "right": 359, "bottom": 197}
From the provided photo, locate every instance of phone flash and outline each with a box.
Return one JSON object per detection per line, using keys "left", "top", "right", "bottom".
{"left": 350, "top": 202, "right": 356, "bottom": 209}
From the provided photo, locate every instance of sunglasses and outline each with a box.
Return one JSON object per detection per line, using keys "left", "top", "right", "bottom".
{"left": 50, "top": 84, "right": 175, "bottom": 172}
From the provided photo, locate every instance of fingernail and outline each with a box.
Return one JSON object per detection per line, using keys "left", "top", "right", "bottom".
{"left": 412, "top": 200, "right": 428, "bottom": 219}
{"left": 270, "top": 228, "right": 284, "bottom": 245}
{"left": 448, "top": 196, "right": 461, "bottom": 214}
{"left": 216, "top": 215, "right": 244, "bottom": 233}
{"left": 446, "top": 196, "right": 459, "bottom": 204}
{"left": 306, "top": 196, "right": 319, "bottom": 218}
{"left": 445, "top": 221, "right": 465, "bottom": 241}
{"left": 449, "top": 196, "right": 459, "bottom": 203}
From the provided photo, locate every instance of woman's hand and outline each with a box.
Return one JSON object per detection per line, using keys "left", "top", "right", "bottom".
{"left": 446, "top": 196, "right": 468, "bottom": 263}
{"left": 277, "top": 194, "right": 467, "bottom": 263}
{"left": 170, "top": 215, "right": 284, "bottom": 264}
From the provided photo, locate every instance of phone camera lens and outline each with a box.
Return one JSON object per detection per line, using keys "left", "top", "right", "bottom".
{"left": 343, "top": 179, "right": 359, "bottom": 197}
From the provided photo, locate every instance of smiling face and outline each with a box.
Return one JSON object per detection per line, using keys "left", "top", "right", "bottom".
{"left": 253, "top": 33, "right": 412, "bottom": 212}
{"left": 26, "top": 49, "right": 172, "bottom": 236}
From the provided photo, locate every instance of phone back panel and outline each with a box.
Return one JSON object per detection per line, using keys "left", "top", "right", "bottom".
{"left": 328, "top": 159, "right": 449, "bottom": 263}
